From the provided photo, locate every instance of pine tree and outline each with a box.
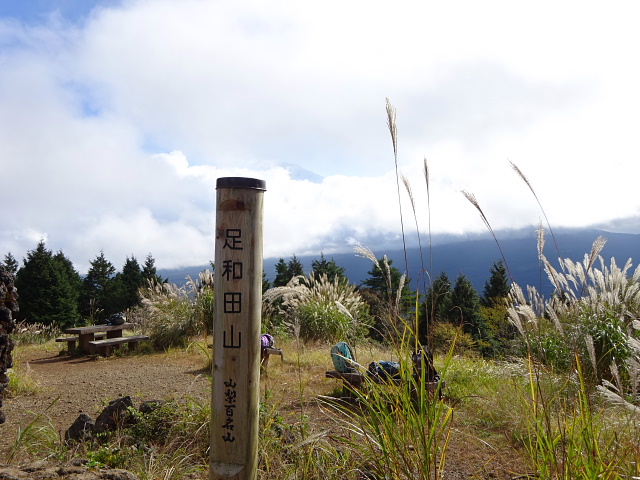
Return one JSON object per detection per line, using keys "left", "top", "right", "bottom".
{"left": 262, "top": 271, "right": 271, "bottom": 292}
{"left": 15, "top": 241, "right": 82, "bottom": 327}
{"left": 287, "top": 255, "right": 304, "bottom": 278}
{"left": 52, "top": 250, "right": 83, "bottom": 327}
{"left": 142, "top": 253, "right": 165, "bottom": 284}
{"left": 420, "top": 271, "right": 452, "bottom": 343}
{"left": 112, "top": 256, "right": 145, "bottom": 312}
{"left": 2, "top": 253, "right": 18, "bottom": 274}
{"left": 361, "top": 257, "right": 414, "bottom": 328}
{"left": 273, "top": 258, "right": 290, "bottom": 287}
{"left": 480, "top": 260, "right": 516, "bottom": 356}
{"left": 481, "top": 260, "right": 511, "bottom": 307}
{"left": 449, "top": 274, "right": 481, "bottom": 328}
{"left": 311, "top": 253, "right": 347, "bottom": 282}
{"left": 423, "top": 271, "right": 452, "bottom": 323}
{"left": 81, "top": 251, "right": 116, "bottom": 323}
{"left": 361, "top": 257, "right": 408, "bottom": 304}
{"left": 449, "top": 273, "right": 494, "bottom": 354}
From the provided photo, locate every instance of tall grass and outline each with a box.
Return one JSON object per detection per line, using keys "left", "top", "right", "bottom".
{"left": 6, "top": 349, "right": 41, "bottom": 398}
{"left": 517, "top": 355, "right": 640, "bottom": 479}
{"left": 333, "top": 346, "right": 453, "bottom": 479}
{"left": 507, "top": 231, "right": 640, "bottom": 391}
{"left": 328, "top": 100, "right": 453, "bottom": 479}
{"left": 136, "top": 271, "right": 214, "bottom": 350}
{"left": 459, "top": 160, "right": 640, "bottom": 478}
{"left": 7, "top": 399, "right": 65, "bottom": 462}
{"left": 263, "top": 273, "right": 368, "bottom": 343}
{"left": 330, "top": 234, "right": 453, "bottom": 478}
{"left": 10, "top": 320, "right": 60, "bottom": 346}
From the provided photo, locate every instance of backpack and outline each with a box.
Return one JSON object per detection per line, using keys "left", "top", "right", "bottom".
{"left": 108, "top": 313, "right": 126, "bottom": 326}
{"left": 367, "top": 361, "right": 401, "bottom": 382}
{"left": 261, "top": 334, "right": 274, "bottom": 349}
{"left": 331, "top": 342, "right": 356, "bottom": 373}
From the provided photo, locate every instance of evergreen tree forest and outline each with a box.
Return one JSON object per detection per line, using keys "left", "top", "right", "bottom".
{"left": 4, "top": 241, "right": 164, "bottom": 328}
{"left": 2, "top": 241, "right": 514, "bottom": 356}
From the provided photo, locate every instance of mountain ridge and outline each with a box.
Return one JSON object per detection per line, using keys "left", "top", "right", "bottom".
{"left": 159, "top": 227, "right": 639, "bottom": 296}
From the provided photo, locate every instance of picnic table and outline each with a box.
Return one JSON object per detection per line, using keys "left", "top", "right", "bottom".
{"left": 61, "top": 323, "right": 149, "bottom": 355}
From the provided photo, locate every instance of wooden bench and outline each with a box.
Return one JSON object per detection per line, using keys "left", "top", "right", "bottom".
{"left": 88, "top": 335, "right": 150, "bottom": 356}
{"left": 56, "top": 333, "right": 106, "bottom": 352}
{"left": 260, "top": 347, "right": 284, "bottom": 368}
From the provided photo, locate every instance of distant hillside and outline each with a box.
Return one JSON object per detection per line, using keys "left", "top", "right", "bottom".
{"left": 159, "top": 227, "right": 639, "bottom": 297}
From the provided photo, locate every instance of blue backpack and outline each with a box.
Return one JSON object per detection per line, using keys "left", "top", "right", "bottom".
{"left": 331, "top": 342, "right": 356, "bottom": 373}
{"left": 367, "top": 360, "right": 401, "bottom": 382}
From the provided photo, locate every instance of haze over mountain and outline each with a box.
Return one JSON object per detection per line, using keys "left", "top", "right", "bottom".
{"left": 159, "top": 227, "right": 639, "bottom": 297}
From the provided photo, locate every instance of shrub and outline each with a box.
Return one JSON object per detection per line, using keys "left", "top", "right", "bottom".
{"left": 263, "top": 274, "right": 369, "bottom": 343}
{"left": 431, "top": 321, "right": 476, "bottom": 356}
{"left": 508, "top": 234, "right": 640, "bottom": 397}
{"left": 136, "top": 281, "right": 203, "bottom": 350}
{"left": 10, "top": 320, "right": 60, "bottom": 346}
{"left": 581, "top": 310, "right": 632, "bottom": 383}
{"left": 6, "top": 349, "right": 41, "bottom": 398}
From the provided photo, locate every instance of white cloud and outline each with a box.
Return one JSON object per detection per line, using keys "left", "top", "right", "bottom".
{"left": 1, "top": 0, "right": 640, "bottom": 274}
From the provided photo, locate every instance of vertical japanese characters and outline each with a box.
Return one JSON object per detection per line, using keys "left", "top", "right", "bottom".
{"left": 219, "top": 228, "right": 244, "bottom": 442}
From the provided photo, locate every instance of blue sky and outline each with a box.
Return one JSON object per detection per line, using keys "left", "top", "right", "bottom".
{"left": 1, "top": 0, "right": 639, "bottom": 273}
{"left": 0, "top": 0, "right": 119, "bottom": 24}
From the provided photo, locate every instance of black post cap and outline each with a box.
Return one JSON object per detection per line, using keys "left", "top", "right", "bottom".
{"left": 216, "top": 177, "right": 266, "bottom": 190}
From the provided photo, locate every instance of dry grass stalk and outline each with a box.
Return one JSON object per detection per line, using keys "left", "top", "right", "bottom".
{"left": 423, "top": 157, "right": 434, "bottom": 279}
{"left": 510, "top": 160, "right": 562, "bottom": 262}
{"left": 386, "top": 98, "right": 409, "bottom": 275}
{"left": 461, "top": 189, "right": 514, "bottom": 284}
{"left": 402, "top": 173, "right": 427, "bottom": 293}
{"left": 385, "top": 98, "right": 397, "bottom": 158}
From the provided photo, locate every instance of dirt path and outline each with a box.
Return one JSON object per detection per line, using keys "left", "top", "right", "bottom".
{"left": 1, "top": 345, "right": 211, "bottom": 458}
{"left": 1, "top": 345, "right": 527, "bottom": 479}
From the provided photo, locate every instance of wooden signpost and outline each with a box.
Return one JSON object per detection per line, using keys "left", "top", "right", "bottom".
{"left": 210, "top": 177, "right": 266, "bottom": 480}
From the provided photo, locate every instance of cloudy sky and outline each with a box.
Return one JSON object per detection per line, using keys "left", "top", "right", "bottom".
{"left": 1, "top": 0, "right": 639, "bottom": 274}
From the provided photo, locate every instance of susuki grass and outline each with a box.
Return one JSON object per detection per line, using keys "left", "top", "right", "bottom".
{"left": 516, "top": 355, "right": 640, "bottom": 480}
{"left": 136, "top": 271, "right": 214, "bottom": 350}
{"left": 387, "top": 96, "right": 640, "bottom": 478}
{"left": 457, "top": 158, "right": 640, "bottom": 478}
{"left": 10, "top": 320, "right": 60, "bottom": 346}
{"left": 263, "top": 273, "right": 369, "bottom": 343}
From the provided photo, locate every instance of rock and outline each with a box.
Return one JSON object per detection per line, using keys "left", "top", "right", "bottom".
{"left": 94, "top": 396, "right": 134, "bottom": 435}
{"left": 0, "top": 461, "right": 139, "bottom": 479}
{"left": 22, "top": 459, "right": 53, "bottom": 471}
{"left": 0, "top": 465, "right": 24, "bottom": 479}
{"left": 138, "top": 400, "right": 164, "bottom": 414}
{"left": 56, "top": 463, "right": 91, "bottom": 475}
{"left": 65, "top": 413, "right": 95, "bottom": 443}
{"left": 100, "top": 469, "right": 139, "bottom": 480}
